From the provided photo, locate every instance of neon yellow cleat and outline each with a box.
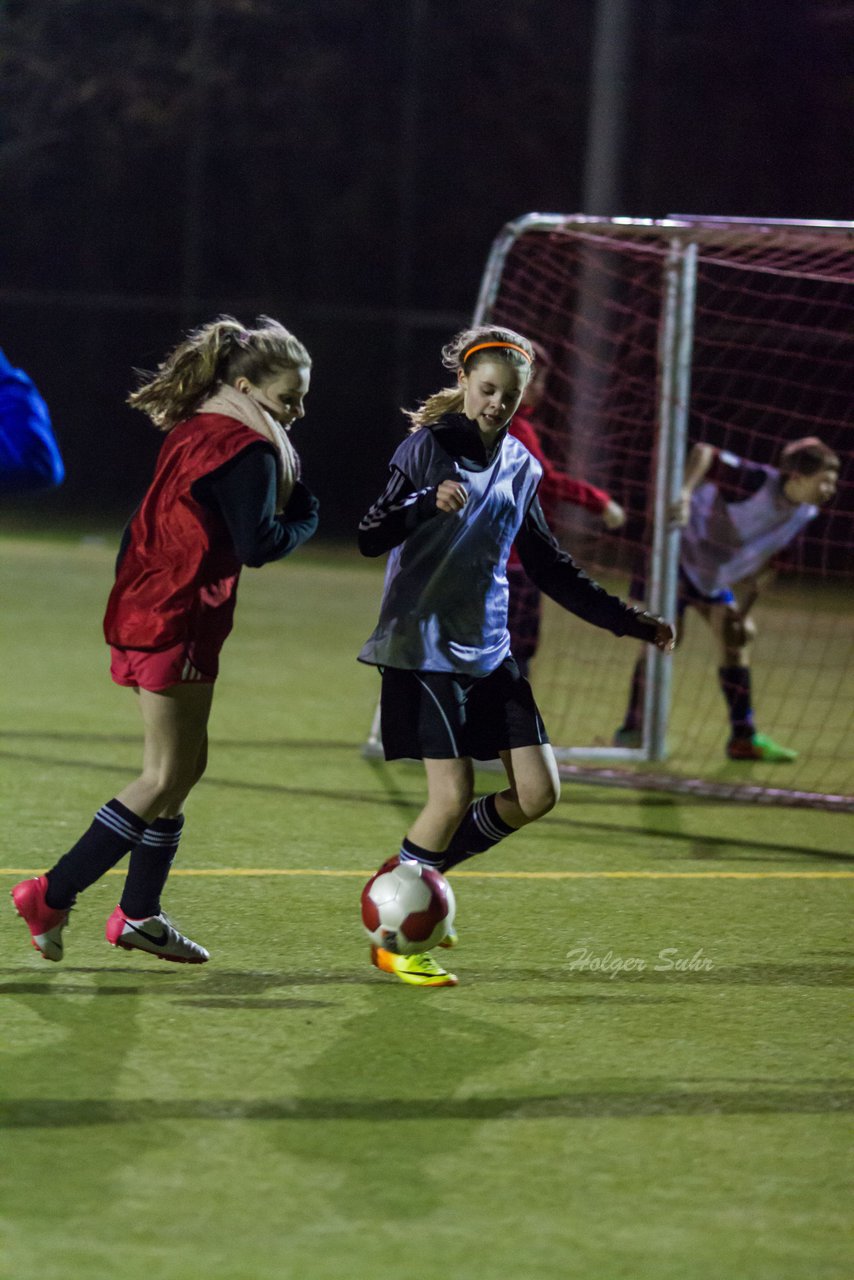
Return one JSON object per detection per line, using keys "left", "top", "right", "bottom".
{"left": 437, "top": 929, "right": 459, "bottom": 949}
{"left": 371, "top": 945, "right": 458, "bottom": 987}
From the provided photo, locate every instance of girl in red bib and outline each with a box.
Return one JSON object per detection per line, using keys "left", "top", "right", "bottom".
{"left": 12, "top": 316, "right": 318, "bottom": 964}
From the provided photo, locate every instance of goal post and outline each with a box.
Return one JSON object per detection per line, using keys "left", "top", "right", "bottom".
{"left": 640, "top": 236, "right": 697, "bottom": 764}
{"left": 472, "top": 213, "right": 854, "bottom": 809}
{"left": 472, "top": 217, "right": 700, "bottom": 767}
{"left": 364, "top": 214, "right": 854, "bottom": 811}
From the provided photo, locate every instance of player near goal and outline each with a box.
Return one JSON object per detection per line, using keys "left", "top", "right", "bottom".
{"left": 357, "top": 325, "right": 675, "bottom": 987}
{"left": 507, "top": 340, "right": 626, "bottom": 677}
{"left": 614, "top": 436, "right": 839, "bottom": 760}
{"left": 12, "top": 316, "right": 318, "bottom": 964}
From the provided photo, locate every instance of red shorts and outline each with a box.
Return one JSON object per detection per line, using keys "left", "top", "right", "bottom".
{"left": 109, "top": 638, "right": 220, "bottom": 691}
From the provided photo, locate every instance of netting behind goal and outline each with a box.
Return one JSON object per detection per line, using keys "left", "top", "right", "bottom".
{"left": 475, "top": 215, "right": 854, "bottom": 809}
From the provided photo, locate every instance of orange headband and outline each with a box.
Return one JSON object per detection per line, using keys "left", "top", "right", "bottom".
{"left": 462, "top": 341, "right": 533, "bottom": 365}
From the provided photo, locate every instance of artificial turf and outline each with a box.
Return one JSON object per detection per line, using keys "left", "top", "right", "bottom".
{"left": 1, "top": 534, "right": 851, "bottom": 1280}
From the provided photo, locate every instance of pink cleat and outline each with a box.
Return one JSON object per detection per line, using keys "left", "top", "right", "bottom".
{"left": 11, "top": 875, "right": 70, "bottom": 962}
{"left": 105, "top": 905, "right": 209, "bottom": 964}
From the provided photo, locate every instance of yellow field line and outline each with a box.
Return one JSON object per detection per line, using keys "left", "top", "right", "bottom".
{"left": 2, "top": 868, "right": 852, "bottom": 880}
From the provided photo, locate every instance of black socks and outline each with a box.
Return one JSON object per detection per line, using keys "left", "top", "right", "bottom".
{"left": 399, "top": 795, "right": 517, "bottom": 874}
{"left": 120, "top": 815, "right": 185, "bottom": 919}
{"left": 45, "top": 802, "right": 186, "bottom": 917}
{"left": 45, "top": 799, "right": 147, "bottom": 910}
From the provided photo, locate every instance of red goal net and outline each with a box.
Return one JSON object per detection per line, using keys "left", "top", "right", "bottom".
{"left": 475, "top": 215, "right": 854, "bottom": 809}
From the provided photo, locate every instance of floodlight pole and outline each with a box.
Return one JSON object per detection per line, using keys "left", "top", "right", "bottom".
{"left": 181, "top": 0, "right": 214, "bottom": 327}
{"left": 567, "top": 0, "right": 634, "bottom": 492}
{"left": 393, "top": 0, "right": 427, "bottom": 410}
{"left": 582, "top": 0, "right": 634, "bottom": 216}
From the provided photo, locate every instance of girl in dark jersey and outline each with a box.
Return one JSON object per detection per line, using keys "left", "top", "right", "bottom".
{"left": 506, "top": 340, "right": 626, "bottom": 677}
{"left": 357, "top": 326, "right": 674, "bottom": 987}
{"left": 12, "top": 316, "right": 318, "bottom": 964}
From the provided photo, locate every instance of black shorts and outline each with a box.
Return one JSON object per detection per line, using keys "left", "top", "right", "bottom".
{"left": 628, "top": 567, "right": 736, "bottom": 615}
{"left": 378, "top": 657, "right": 550, "bottom": 761}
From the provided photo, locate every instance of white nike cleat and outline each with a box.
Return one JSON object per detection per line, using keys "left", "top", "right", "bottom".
{"left": 105, "top": 906, "right": 209, "bottom": 964}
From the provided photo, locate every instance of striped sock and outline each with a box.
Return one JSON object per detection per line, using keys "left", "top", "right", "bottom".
{"left": 45, "top": 799, "right": 148, "bottom": 910}
{"left": 120, "top": 815, "right": 185, "bottom": 919}
{"left": 441, "top": 795, "right": 517, "bottom": 871}
{"left": 398, "top": 837, "right": 445, "bottom": 869}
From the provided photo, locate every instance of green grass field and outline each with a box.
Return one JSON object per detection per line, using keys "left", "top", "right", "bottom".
{"left": 532, "top": 568, "right": 854, "bottom": 802}
{"left": 1, "top": 534, "right": 852, "bottom": 1280}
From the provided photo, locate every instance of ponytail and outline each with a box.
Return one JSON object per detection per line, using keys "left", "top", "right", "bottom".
{"left": 128, "top": 315, "right": 310, "bottom": 432}
{"left": 405, "top": 387, "right": 465, "bottom": 430}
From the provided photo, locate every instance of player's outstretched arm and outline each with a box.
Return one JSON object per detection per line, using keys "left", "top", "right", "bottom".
{"left": 601, "top": 498, "right": 627, "bottom": 530}
{"left": 669, "top": 442, "right": 717, "bottom": 526}
{"left": 516, "top": 497, "right": 676, "bottom": 647}
{"left": 648, "top": 616, "right": 676, "bottom": 652}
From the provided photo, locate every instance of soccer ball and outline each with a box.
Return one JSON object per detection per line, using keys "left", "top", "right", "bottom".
{"left": 360, "top": 859, "right": 456, "bottom": 955}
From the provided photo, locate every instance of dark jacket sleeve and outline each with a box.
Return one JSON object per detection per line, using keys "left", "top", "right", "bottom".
{"left": 357, "top": 465, "right": 439, "bottom": 557}
{"left": 193, "top": 443, "right": 319, "bottom": 567}
{"left": 515, "top": 495, "right": 663, "bottom": 642}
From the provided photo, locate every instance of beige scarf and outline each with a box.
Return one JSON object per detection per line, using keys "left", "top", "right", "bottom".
{"left": 198, "top": 383, "right": 299, "bottom": 512}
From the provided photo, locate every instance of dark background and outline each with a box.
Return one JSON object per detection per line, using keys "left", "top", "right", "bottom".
{"left": 2, "top": 0, "right": 852, "bottom": 535}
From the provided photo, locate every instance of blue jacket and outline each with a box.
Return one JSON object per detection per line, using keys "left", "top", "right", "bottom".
{"left": 0, "top": 348, "right": 64, "bottom": 493}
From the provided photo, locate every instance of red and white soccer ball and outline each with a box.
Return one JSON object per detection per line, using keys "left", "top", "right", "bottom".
{"left": 360, "top": 859, "right": 456, "bottom": 955}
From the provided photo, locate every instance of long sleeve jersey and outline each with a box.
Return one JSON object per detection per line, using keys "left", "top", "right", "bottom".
{"left": 509, "top": 406, "right": 610, "bottom": 514}
{"left": 116, "top": 442, "right": 318, "bottom": 575}
{"left": 680, "top": 449, "right": 817, "bottom": 595}
{"left": 357, "top": 414, "right": 659, "bottom": 676}
{"left": 192, "top": 445, "right": 319, "bottom": 567}
{"left": 106, "top": 414, "right": 318, "bottom": 651}
{"left": 507, "top": 406, "right": 612, "bottom": 572}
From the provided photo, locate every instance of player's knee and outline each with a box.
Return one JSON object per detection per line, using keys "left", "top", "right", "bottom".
{"left": 447, "top": 791, "right": 475, "bottom": 827}
{"left": 517, "top": 776, "right": 560, "bottom": 821}
{"left": 189, "top": 751, "right": 208, "bottom": 789}
{"left": 140, "top": 764, "right": 200, "bottom": 812}
{"left": 722, "top": 618, "right": 757, "bottom": 667}
{"left": 435, "top": 781, "right": 474, "bottom": 828}
{"left": 722, "top": 608, "right": 756, "bottom": 651}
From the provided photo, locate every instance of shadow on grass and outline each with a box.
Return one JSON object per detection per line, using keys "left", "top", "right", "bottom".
{"left": 350, "top": 758, "right": 854, "bottom": 864}
{"left": 545, "top": 817, "right": 854, "bottom": 864}
{"left": 2, "top": 956, "right": 850, "bottom": 996}
{"left": 464, "top": 962, "right": 854, "bottom": 988}
{"left": 3, "top": 1082, "right": 852, "bottom": 1128}
{"left": 3, "top": 741, "right": 851, "bottom": 862}
{"left": 0, "top": 731, "right": 358, "bottom": 752}
{"left": 0, "top": 747, "right": 424, "bottom": 811}
{"left": 0, "top": 967, "right": 375, "bottom": 999}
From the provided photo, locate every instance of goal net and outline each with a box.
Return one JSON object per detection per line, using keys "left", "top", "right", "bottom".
{"left": 470, "top": 214, "right": 854, "bottom": 810}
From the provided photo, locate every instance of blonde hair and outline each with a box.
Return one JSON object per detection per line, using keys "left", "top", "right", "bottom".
{"left": 405, "top": 325, "right": 535, "bottom": 430}
{"left": 127, "top": 315, "right": 312, "bottom": 431}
